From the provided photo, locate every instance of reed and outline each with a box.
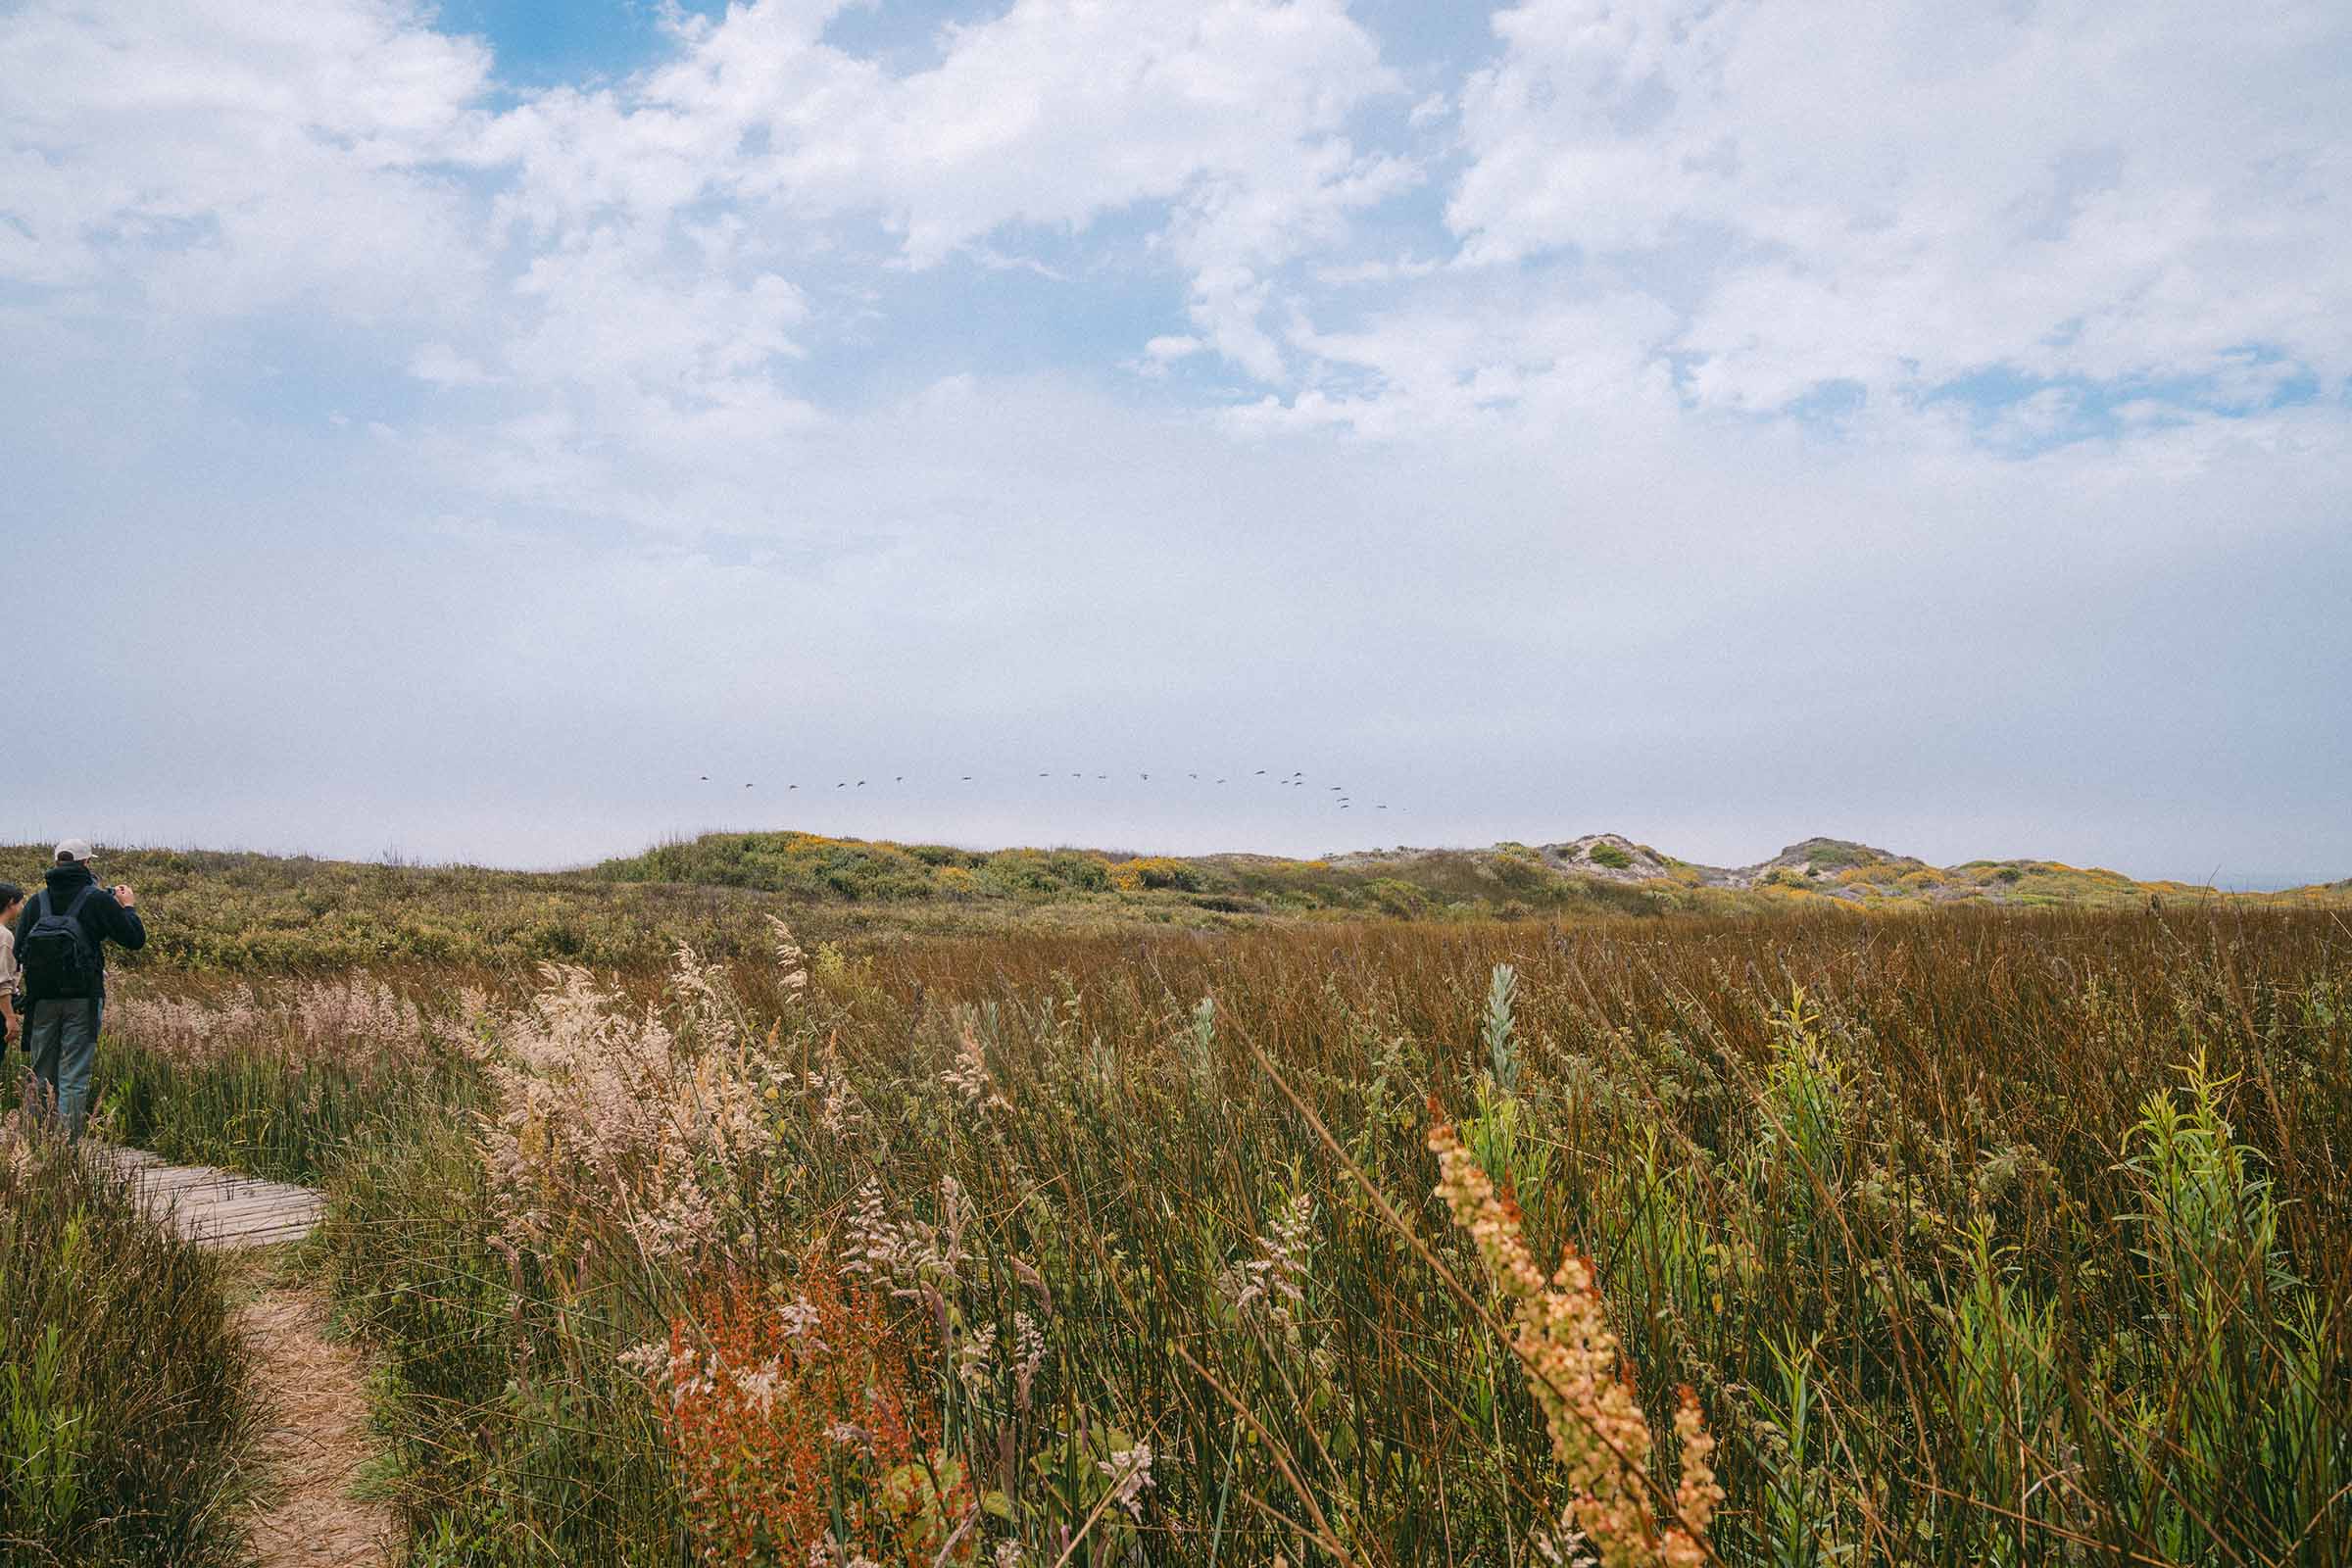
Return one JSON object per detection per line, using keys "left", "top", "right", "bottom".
{"left": 0, "top": 1122, "right": 254, "bottom": 1566}
{"left": 96, "top": 906, "right": 2352, "bottom": 1564}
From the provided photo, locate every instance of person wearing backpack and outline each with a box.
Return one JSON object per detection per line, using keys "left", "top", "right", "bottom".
{"left": 13, "top": 841, "right": 144, "bottom": 1139}
{"left": 0, "top": 881, "right": 23, "bottom": 1054}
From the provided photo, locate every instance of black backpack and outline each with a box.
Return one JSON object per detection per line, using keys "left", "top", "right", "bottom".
{"left": 19, "top": 888, "right": 102, "bottom": 1000}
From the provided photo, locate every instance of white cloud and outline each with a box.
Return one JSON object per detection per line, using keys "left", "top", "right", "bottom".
{"left": 1437, "top": 0, "right": 2352, "bottom": 412}
{"left": 3, "top": 0, "right": 2349, "bottom": 876}
{"left": 0, "top": 0, "right": 492, "bottom": 316}
{"left": 470, "top": 0, "right": 1405, "bottom": 387}
{"left": 408, "top": 342, "right": 497, "bottom": 386}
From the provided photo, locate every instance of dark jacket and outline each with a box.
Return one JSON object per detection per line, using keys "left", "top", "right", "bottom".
{"left": 13, "top": 862, "right": 145, "bottom": 1004}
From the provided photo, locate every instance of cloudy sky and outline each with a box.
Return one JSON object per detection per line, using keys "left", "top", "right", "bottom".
{"left": 3, "top": 0, "right": 2347, "bottom": 881}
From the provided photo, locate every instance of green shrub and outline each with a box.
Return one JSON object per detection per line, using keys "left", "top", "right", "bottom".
{"left": 0, "top": 1130, "right": 252, "bottom": 1566}
{"left": 320, "top": 1121, "right": 678, "bottom": 1564}
{"left": 1368, "top": 877, "right": 1432, "bottom": 917}
{"left": 1043, "top": 851, "right": 1111, "bottom": 892}
{"left": 976, "top": 849, "right": 1067, "bottom": 895}
{"left": 1586, "top": 840, "right": 1634, "bottom": 870}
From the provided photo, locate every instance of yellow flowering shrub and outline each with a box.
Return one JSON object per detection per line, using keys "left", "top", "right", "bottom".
{"left": 1107, "top": 857, "right": 1200, "bottom": 893}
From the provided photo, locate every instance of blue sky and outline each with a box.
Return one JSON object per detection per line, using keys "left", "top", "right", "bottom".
{"left": 2, "top": 0, "right": 2347, "bottom": 883}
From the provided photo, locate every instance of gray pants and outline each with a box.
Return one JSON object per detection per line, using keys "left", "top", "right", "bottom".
{"left": 25, "top": 997, "right": 98, "bottom": 1139}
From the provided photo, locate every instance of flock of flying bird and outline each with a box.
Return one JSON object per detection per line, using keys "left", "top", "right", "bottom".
{"left": 694, "top": 770, "right": 1394, "bottom": 810}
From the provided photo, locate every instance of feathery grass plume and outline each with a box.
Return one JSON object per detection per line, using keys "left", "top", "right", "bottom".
{"left": 106, "top": 973, "right": 430, "bottom": 1066}
{"left": 765, "top": 913, "right": 809, "bottom": 996}
{"left": 476, "top": 954, "right": 781, "bottom": 1272}
{"left": 942, "top": 1007, "right": 1011, "bottom": 1114}
{"left": 1218, "top": 1192, "right": 1314, "bottom": 1338}
{"left": 98, "top": 972, "right": 467, "bottom": 1184}
{"left": 1428, "top": 1112, "right": 1721, "bottom": 1567}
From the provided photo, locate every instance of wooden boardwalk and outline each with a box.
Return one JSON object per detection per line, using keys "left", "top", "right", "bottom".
{"left": 88, "top": 1145, "right": 326, "bottom": 1249}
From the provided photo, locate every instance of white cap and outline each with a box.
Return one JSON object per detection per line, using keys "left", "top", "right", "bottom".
{"left": 53, "top": 839, "right": 93, "bottom": 865}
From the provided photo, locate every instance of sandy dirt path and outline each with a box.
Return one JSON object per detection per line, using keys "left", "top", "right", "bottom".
{"left": 237, "top": 1283, "right": 399, "bottom": 1568}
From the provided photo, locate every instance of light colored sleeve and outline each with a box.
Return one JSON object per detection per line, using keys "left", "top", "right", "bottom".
{"left": 0, "top": 928, "right": 14, "bottom": 988}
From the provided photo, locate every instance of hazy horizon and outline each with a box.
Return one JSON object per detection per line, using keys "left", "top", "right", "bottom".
{"left": 0, "top": 812, "right": 2335, "bottom": 894}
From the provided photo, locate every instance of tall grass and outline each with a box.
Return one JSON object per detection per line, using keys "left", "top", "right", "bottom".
{"left": 100, "top": 906, "right": 2352, "bottom": 1564}
{"left": 0, "top": 1123, "right": 254, "bottom": 1566}
{"left": 91, "top": 972, "right": 479, "bottom": 1185}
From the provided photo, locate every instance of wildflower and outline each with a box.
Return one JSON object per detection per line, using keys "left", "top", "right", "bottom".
{"left": 1009, "top": 1255, "right": 1053, "bottom": 1312}
{"left": 1219, "top": 1193, "right": 1313, "bottom": 1335}
{"left": 768, "top": 914, "right": 810, "bottom": 996}
{"left": 778, "top": 1293, "right": 825, "bottom": 1348}
{"left": 1012, "top": 1310, "right": 1047, "bottom": 1411}
{"left": 1428, "top": 1115, "right": 1720, "bottom": 1568}
{"left": 734, "top": 1362, "right": 786, "bottom": 1416}
{"left": 954, "top": 1322, "right": 998, "bottom": 1398}
{"left": 843, "top": 1181, "right": 909, "bottom": 1288}
{"left": 808, "top": 1047, "right": 869, "bottom": 1138}
{"left": 653, "top": 1262, "right": 973, "bottom": 1565}
{"left": 616, "top": 1339, "right": 668, "bottom": 1380}
{"left": 1098, "top": 1442, "right": 1154, "bottom": 1522}
{"left": 943, "top": 1018, "right": 1011, "bottom": 1113}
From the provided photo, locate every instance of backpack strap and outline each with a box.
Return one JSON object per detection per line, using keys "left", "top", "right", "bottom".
{"left": 62, "top": 886, "right": 99, "bottom": 921}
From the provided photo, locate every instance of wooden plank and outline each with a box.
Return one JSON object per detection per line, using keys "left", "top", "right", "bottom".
{"left": 156, "top": 1189, "right": 319, "bottom": 1222}
{"left": 132, "top": 1169, "right": 309, "bottom": 1202}
{"left": 203, "top": 1214, "right": 320, "bottom": 1242}
{"left": 129, "top": 1170, "right": 245, "bottom": 1198}
{"left": 170, "top": 1197, "right": 324, "bottom": 1230}
{"left": 222, "top": 1211, "right": 320, "bottom": 1233}
{"left": 182, "top": 1219, "right": 320, "bottom": 1250}
{"left": 129, "top": 1164, "right": 244, "bottom": 1189}
{"left": 86, "top": 1144, "right": 327, "bottom": 1251}
{"left": 199, "top": 1223, "right": 317, "bottom": 1250}
{"left": 197, "top": 1207, "right": 322, "bottom": 1238}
